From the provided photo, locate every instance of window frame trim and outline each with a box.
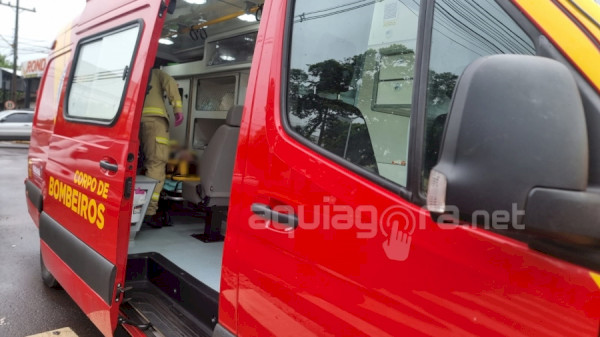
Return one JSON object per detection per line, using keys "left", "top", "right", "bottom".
{"left": 279, "top": 0, "right": 433, "bottom": 201}
{"left": 63, "top": 20, "right": 144, "bottom": 127}
{"left": 414, "top": 0, "right": 544, "bottom": 205}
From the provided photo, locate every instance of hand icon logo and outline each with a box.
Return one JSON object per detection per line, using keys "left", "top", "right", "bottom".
{"left": 382, "top": 220, "right": 413, "bottom": 261}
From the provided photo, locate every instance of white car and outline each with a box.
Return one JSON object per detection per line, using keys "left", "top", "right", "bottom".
{"left": 0, "top": 109, "right": 34, "bottom": 140}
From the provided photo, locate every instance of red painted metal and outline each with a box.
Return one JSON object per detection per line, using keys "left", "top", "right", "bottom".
{"left": 27, "top": 1, "right": 168, "bottom": 335}
{"left": 226, "top": 0, "right": 600, "bottom": 336}
{"left": 26, "top": 0, "right": 600, "bottom": 336}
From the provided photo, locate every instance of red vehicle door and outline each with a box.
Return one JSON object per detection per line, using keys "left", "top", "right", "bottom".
{"left": 223, "top": 0, "right": 600, "bottom": 336}
{"left": 39, "top": 1, "right": 168, "bottom": 335}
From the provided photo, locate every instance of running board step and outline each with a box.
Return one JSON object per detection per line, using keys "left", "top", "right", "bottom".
{"left": 123, "top": 253, "right": 219, "bottom": 337}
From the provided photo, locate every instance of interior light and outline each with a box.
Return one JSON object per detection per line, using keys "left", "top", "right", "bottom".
{"left": 237, "top": 14, "right": 256, "bottom": 22}
{"left": 159, "top": 38, "right": 174, "bottom": 45}
{"left": 220, "top": 55, "right": 235, "bottom": 61}
{"left": 184, "top": 0, "right": 207, "bottom": 4}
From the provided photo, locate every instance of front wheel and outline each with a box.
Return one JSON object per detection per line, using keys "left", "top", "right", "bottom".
{"left": 40, "top": 251, "right": 61, "bottom": 289}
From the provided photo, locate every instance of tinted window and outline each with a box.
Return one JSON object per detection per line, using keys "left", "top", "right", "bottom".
{"left": 66, "top": 25, "right": 140, "bottom": 121}
{"left": 286, "top": 0, "right": 421, "bottom": 186}
{"left": 422, "top": 0, "right": 535, "bottom": 189}
{"left": 4, "top": 113, "right": 32, "bottom": 123}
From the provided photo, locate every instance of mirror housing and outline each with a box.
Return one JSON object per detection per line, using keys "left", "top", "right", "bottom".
{"left": 427, "top": 55, "right": 600, "bottom": 245}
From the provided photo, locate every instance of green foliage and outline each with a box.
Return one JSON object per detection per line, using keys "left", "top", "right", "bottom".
{"left": 0, "top": 54, "right": 13, "bottom": 68}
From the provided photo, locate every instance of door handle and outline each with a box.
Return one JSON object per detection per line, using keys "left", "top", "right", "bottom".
{"left": 99, "top": 160, "right": 118, "bottom": 172}
{"left": 251, "top": 203, "right": 298, "bottom": 229}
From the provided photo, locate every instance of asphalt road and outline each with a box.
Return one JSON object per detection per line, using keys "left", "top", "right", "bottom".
{"left": 0, "top": 143, "right": 103, "bottom": 337}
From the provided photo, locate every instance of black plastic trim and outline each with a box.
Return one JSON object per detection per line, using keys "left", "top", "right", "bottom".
{"left": 279, "top": 0, "right": 415, "bottom": 201}
{"left": 409, "top": 0, "right": 434, "bottom": 204}
{"left": 525, "top": 188, "right": 600, "bottom": 246}
{"left": 125, "top": 253, "right": 219, "bottom": 334}
{"left": 63, "top": 20, "right": 144, "bottom": 127}
{"left": 529, "top": 239, "right": 600, "bottom": 273}
{"left": 212, "top": 324, "right": 236, "bottom": 337}
{"left": 251, "top": 203, "right": 298, "bottom": 228}
{"left": 39, "top": 212, "right": 117, "bottom": 305}
{"left": 25, "top": 179, "right": 43, "bottom": 213}
{"left": 99, "top": 160, "right": 118, "bottom": 172}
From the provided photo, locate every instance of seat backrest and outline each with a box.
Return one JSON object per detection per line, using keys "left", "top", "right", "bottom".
{"left": 199, "top": 105, "right": 243, "bottom": 206}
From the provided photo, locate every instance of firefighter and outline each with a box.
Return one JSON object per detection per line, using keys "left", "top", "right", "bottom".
{"left": 141, "top": 66, "right": 183, "bottom": 228}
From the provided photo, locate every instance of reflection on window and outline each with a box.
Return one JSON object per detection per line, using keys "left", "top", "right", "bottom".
{"left": 207, "top": 32, "right": 257, "bottom": 66}
{"left": 195, "top": 76, "right": 236, "bottom": 111}
{"left": 422, "top": 0, "right": 535, "bottom": 189}
{"left": 67, "top": 25, "right": 139, "bottom": 121}
{"left": 287, "top": 0, "right": 420, "bottom": 186}
{"left": 373, "top": 45, "right": 414, "bottom": 115}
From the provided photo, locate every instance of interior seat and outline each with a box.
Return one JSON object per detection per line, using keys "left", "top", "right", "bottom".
{"left": 182, "top": 105, "right": 243, "bottom": 241}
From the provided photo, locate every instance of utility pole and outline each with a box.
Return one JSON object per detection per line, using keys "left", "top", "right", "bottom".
{"left": 0, "top": 0, "right": 35, "bottom": 104}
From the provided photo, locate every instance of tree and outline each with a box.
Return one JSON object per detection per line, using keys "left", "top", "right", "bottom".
{"left": 0, "top": 54, "right": 12, "bottom": 68}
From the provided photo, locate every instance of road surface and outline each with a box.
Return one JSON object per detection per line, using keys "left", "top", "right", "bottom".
{"left": 0, "top": 143, "right": 103, "bottom": 337}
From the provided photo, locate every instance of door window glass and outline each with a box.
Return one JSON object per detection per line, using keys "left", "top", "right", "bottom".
{"left": 66, "top": 25, "right": 140, "bottom": 121}
{"left": 286, "top": 0, "right": 421, "bottom": 186}
{"left": 4, "top": 113, "right": 33, "bottom": 123}
{"left": 422, "top": 0, "right": 535, "bottom": 190}
{"left": 4, "top": 113, "right": 32, "bottom": 123}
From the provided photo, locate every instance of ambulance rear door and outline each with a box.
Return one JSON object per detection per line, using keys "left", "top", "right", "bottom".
{"left": 39, "top": 1, "right": 169, "bottom": 335}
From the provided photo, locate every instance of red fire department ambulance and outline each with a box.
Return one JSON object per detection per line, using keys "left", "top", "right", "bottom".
{"left": 24, "top": 0, "right": 600, "bottom": 336}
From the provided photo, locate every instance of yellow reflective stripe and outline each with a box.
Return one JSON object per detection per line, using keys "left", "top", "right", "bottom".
{"left": 155, "top": 137, "right": 169, "bottom": 145}
{"left": 151, "top": 192, "right": 160, "bottom": 201}
{"left": 173, "top": 100, "right": 183, "bottom": 108}
{"left": 142, "top": 107, "right": 166, "bottom": 114}
{"left": 590, "top": 272, "right": 600, "bottom": 289}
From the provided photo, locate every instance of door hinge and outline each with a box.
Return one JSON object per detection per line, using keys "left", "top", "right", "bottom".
{"left": 158, "top": 0, "right": 177, "bottom": 18}
{"left": 158, "top": 1, "right": 167, "bottom": 18}
{"left": 115, "top": 283, "right": 133, "bottom": 303}
{"left": 119, "top": 315, "right": 154, "bottom": 331}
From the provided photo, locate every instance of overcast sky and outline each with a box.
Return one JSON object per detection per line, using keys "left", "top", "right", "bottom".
{"left": 0, "top": 0, "right": 85, "bottom": 65}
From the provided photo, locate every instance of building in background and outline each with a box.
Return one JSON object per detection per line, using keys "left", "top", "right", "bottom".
{"left": 0, "top": 67, "right": 24, "bottom": 109}
{"left": 21, "top": 58, "right": 46, "bottom": 109}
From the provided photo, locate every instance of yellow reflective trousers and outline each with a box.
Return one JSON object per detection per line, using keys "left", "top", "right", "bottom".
{"left": 140, "top": 115, "right": 169, "bottom": 216}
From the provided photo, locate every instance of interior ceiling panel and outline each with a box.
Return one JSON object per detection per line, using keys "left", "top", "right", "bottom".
{"left": 157, "top": 0, "right": 263, "bottom": 62}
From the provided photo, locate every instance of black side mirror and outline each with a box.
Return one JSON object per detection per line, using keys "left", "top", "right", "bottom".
{"left": 427, "top": 55, "right": 600, "bottom": 246}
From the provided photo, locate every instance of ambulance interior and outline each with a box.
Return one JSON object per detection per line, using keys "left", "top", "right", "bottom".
{"left": 128, "top": 0, "right": 260, "bottom": 286}
{"left": 124, "top": 0, "right": 415, "bottom": 331}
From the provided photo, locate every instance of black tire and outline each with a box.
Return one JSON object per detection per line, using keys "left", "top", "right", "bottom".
{"left": 40, "top": 251, "right": 61, "bottom": 289}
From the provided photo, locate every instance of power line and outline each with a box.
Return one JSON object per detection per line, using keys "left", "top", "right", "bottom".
{"left": 0, "top": 0, "right": 35, "bottom": 102}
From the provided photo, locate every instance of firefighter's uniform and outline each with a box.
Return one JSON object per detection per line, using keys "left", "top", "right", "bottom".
{"left": 141, "top": 68, "right": 182, "bottom": 217}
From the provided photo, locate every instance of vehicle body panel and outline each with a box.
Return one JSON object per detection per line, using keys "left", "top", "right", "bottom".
{"left": 28, "top": 1, "right": 167, "bottom": 335}
{"left": 227, "top": 0, "right": 600, "bottom": 336}
{"left": 24, "top": 0, "right": 600, "bottom": 336}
